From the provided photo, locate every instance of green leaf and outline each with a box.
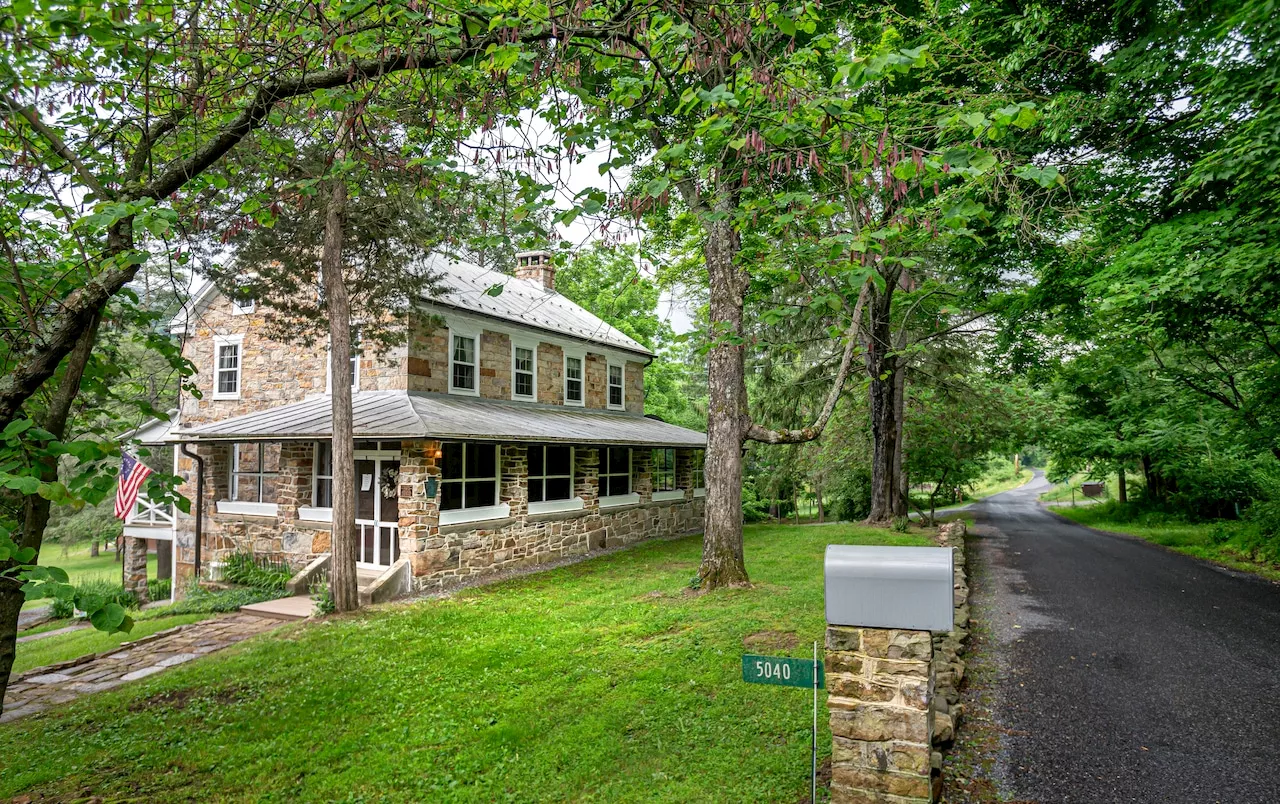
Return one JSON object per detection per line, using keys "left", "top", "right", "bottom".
{"left": 484, "top": 283, "right": 505, "bottom": 297}
{"left": 90, "top": 602, "right": 127, "bottom": 632}
{"left": 643, "top": 177, "right": 670, "bottom": 198}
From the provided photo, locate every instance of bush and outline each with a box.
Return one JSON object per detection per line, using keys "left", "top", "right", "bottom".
{"left": 149, "top": 577, "right": 173, "bottom": 600}
{"left": 44, "top": 504, "right": 122, "bottom": 548}
{"left": 74, "top": 576, "right": 137, "bottom": 609}
{"left": 49, "top": 595, "right": 75, "bottom": 619}
{"left": 150, "top": 584, "right": 284, "bottom": 617}
{"left": 833, "top": 467, "right": 873, "bottom": 522}
{"left": 221, "top": 552, "right": 294, "bottom": 591}
{"left": 742, "top": 484, "right": 769, "bottom": 523}
{"left": 311, "top": 580, "right": 335, "bottom": 615}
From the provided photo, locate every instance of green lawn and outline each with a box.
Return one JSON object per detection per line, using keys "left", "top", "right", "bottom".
{"left": 22, "top": 543, "right": 158, "bottom": 610}
{"left": 1, "top": 522, "right": 932, "bottom": 802}
{"left": 1055, "top": 506, "right": 1280, "bottom": 583}
{"left": 964, "top": 467, "right": 1032, "bottom": 501}
{"left": 12, "top": 614, "right": 213, "bottom": 677}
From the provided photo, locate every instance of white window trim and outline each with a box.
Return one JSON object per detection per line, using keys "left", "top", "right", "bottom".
{"left": 600, "top": 492, "right": 641, "bottom": 508}
{"left": 693, "top": 488, "right": 707, "bottom": 498}
{"left": 298, "top": 506, "right": 333, "bottom": 522}
{"left": 439, "top": 441, "right": 499, "bottom": 514}
{"left": 528, "top": 497, "right": 585, "bottom": 515}
{"left": 607, "top": 360, "right": 626, "bottom": 410}
{"left": 212, "top": 334, "right": 244, "bottom": 400}
{"left": 563, "top": 350, "right": 586, "bottom": 407}
{"left": 216, "top": 500, "right": 279, "bottom": 517}
{"left": 528, "top": 445, "right": 575, "bottom": 507}
{"left": 653, "top": 490, "right": 686, "bottom": 502}
{"left": 325, "top": 337, "right": 362, "bottom": 393}
{"left": 448, "top": 326, "right": 481, "bottom": 397}
{"left": 312, "top": 441, "right": 333, "bottom": 510}
{"left": 440, "top": 502, "right": 510, "bottom": 526}
{"left": 511, "top": 338, "right": 538, "bottom": 402}
{"left": 231, "top": 298, "right": 255, "bottom": 316}
{"left": 600, "top": 446, "right": 632, "bottom": 499}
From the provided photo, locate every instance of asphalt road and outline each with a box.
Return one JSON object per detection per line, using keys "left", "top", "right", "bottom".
{"left": 970, "top": 471, "right": 1280, "bottom": 803}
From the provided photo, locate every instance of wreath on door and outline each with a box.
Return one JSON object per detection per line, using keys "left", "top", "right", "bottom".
{"left": 379, "top": 465, "right": 399, "bottom": 498}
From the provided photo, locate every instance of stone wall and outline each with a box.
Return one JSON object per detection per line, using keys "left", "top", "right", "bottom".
{"left": 397, "top": 442, "right": 703, "bottom": 590}
{"left": 931, "top": 521, "right": 970, "bottom": 749}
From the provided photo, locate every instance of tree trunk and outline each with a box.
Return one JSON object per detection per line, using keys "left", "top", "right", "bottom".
{"left": 322, "top": 159, "right": 359, "bottom": 614}
{"left": 864, "top": 277, "right": 898, "bottom": 524}
{"left": 698, "top": 216, "right": 750, "bottom": 589}
{"left": 816, "top": 479, "right": 824, "bottom": 524}
{"left": 0, "top": 313, "right": 101, "bottom": 711}
{"left": 1117, "top": 468, "right": 1127, "bottom": 504}
{"left": 90, "top": 540, "right": 99, "bottom": 557}
{"left": 891, "top": 365, "right": 907, "bottom": 517}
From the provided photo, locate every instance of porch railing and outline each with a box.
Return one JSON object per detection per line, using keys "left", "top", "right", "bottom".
{"left": 128, "top": 497, "right": 175, "bottom": 527}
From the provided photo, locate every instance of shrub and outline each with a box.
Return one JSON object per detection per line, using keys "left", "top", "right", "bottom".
{"left": 311, "top": 580, "right": 335, "bottom": 615}
{"left": 833, "top": 467, "right": 873, "bottom": 522}
{"left": 152, "top": 584, "right": 284, "bottom": 617}
{"left": 149, "top": 577, "right": 173, "bottom": 600}
{"left": 221, "top": 552, "right": 294, "bottom": 592}
{"left": 49, "top": 595, "right": 75, "bottom": 619}
{"left": 74, "top": 576, "right": 137, "bottom": 610}
{"left": 741, "top": 484, "right": 769, "bottom": 523}
{"left": 43, "top": 504, "right": 122, "bottom": 547}
{"left": 891, "top": 515, "right": 910, "bottom": 533}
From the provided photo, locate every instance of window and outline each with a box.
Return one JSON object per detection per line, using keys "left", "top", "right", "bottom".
{"left": 313, "top": 442, "right": 333, "bottom": 508}
{"left": 652, "top": 448, "right": 676, "bottom": 492}
{"left": 231, "top": 443, "right": 279, "bottom": 503}
{"left": 692, "top": 450, "right": 706, "bottom": 489}
{"left": 440, "top": 442, "right": 498, "bottom": 511}
{"left": 213, "top": 335, "right": 242, "bottom": 399}
{"left": 601, "top": 447, "right": 631, "bottom": 497}
{"left": 608, "top": 363, "right": 625, "bottom": 409}
{"left": 326, "top": 330, "right": 361, "bottom": 392}
{"left": 231, "top": 296, "right": 255, "bottom": 315}
{"left": 564, "top": 354, "right": 584, "bottom": 405}
{"left": 529, "top": 445, "right": 573, "bottom": 503}
{"left": 513, "top": 343, "right": 536, "bottom": 400}
{"left": 450, "top": 331, "right": 477, "bottom": 394}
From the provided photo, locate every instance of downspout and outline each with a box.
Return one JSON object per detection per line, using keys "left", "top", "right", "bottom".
{"left": 179, "top": 443, "right": 205, "bottom": 584}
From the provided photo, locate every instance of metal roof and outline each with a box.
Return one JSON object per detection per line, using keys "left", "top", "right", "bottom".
{"left": 170, "top": 254, "right": 654, "bottom": 359}
{"left": 173, "top": 391, "right": 706, "bottom": 448}
{"left": 415, "top": 253, "right": 653, "bottom": 357}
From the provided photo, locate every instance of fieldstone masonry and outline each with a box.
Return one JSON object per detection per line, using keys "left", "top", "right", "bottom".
{"left": 123, "top": 536, "right": 150, "bottom": 605}
{"left": 824, "top": 519, "right": 973, "bottom": 803}
{"left": 826, "top": 626, "right": 936, "bottom": 803}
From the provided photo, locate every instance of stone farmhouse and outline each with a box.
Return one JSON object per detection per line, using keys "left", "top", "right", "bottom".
{"left": 129, "top": 251, "right": 706, "bottom": 600}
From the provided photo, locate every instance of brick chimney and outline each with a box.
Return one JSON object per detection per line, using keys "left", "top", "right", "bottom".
{"left": 515, "top": 250, "right": 555, "bottom": 290}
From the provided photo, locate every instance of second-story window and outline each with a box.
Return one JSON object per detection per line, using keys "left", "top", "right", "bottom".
{"left": 608, "top": 363, "right": 625, "bottom": 409}
{"left": 214, "top": 335, "right": 242, "bottom": 399}
{"left": 513, "top": 344, "right": 536, "bottom": 400}
{"left": 450, "top": 332, "right": 477, "bottom": 393}
{"left": 565, "top": 354, "right": 584, "bottom": 405}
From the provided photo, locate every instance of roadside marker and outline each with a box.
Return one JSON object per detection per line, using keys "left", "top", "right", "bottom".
{"left": 742, "top": 643, "right": 824, "bottom": 801}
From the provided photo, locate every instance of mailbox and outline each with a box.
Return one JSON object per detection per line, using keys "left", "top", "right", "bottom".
{"left": 824, "top": 545, "right": 954, "bottom": 632}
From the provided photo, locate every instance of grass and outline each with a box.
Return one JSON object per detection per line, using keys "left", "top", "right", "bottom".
{"left": 963, "top": 467, "right": 1032, "bottom": 501}
{"left": 1055, "top": 505, "right": 1280, "bottom": 583}
{"left": 22, "top": 543, "right": 159, "bottom": 610}
{"left": 1039, "top": 472, "right": 1143, "bottom": 504}
{"left": 0, "top": 522, "right": 932, "bottom": 803}
{"left": 12, "top": 614, "right": 213, "bottom": 677}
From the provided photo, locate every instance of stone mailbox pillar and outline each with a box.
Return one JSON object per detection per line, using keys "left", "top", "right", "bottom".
{"left": 826, "top": 626, "right": 936, "bottom": 803}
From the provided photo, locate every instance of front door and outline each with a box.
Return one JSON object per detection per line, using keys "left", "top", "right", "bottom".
{"left": 355, "top": 456, "right": 401, "bottom": 569}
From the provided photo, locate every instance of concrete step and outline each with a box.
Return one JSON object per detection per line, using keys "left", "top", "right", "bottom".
{"left": 240, "top": 594, "right": 316, "bottom": 621}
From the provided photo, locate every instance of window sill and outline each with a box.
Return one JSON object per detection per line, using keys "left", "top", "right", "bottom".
{"left": 693, "top": 488, "right": 707, "bottom": 498}
{"left": 447, "top": 386, "right": 480, "bottom": 397}
{"left": 600, "top": 493, "right": 641, "bottom": 509}
{"left": 607, "top": 403, "right": 625, "bottom": 412}
{"left": 439, "top": 503, "right": 510, "bottom": 526}
{"left": 528, "top": 497, "right": 585, "bottom": 516}
{"left": 563, "top": 399, "right": 586, "bottom": 408}
{"left": 216, "top": 500, "right": 278, "bottom": 517}
{"left": 652, "top": 490, "right": 686, "bottom": 503}
{"left": 211, "top": 393, "right": 241, "bottom": 401}
{"left": 298, "top": 506, "right": 332, "bottom": 523}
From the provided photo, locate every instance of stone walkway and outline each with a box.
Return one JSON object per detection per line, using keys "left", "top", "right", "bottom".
{"left": 16, "top": 623, "right": 90, "bottom": 643}
{"left": 1, "top": 612, "right": 283, "bottom": 723}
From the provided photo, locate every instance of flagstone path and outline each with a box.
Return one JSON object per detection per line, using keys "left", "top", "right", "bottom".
{"left": 2, "top": 612, "right": 283, "bottom": 723}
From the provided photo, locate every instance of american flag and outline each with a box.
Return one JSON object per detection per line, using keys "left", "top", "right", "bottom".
{"left": 114, "top": 452, "right": 154, "bottom": 521}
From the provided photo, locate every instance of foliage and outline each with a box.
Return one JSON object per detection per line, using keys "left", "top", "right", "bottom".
{"left": 220, "top": 553, "right": 293, "bottom": 593}
{"left": 42, "top": 505, "right": 122, "bottom": 547}
{"left": 832, "top": 466, "right": 873, "bottom": 523}
{"left": 154, "top": 585, "right": 286, "bottom": 618}
{"left": 311, "top": 581, "right": 335, "bottom": 616}
{"left": 0, "top": 523, "right": 929, "bottom": 800}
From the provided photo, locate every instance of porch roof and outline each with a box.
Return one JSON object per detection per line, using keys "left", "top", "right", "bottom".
{"left": 171, "top": 391, "right": 707, "bottom": 448}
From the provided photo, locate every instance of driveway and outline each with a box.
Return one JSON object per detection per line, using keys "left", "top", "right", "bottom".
{"left": 969, "top": 471, "right": 1280, "bottom": 803}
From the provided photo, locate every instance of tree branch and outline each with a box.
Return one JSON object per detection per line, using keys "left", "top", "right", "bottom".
{"left": 745, "top": 279, "right": 871, "bottom": 444}
{"left": 0, "top": 93, "right": 113, "bottom": 200}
